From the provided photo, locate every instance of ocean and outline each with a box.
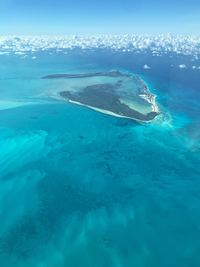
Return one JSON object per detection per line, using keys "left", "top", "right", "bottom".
{"left": 0, "top": 48, "right": 200, "bottom": 266}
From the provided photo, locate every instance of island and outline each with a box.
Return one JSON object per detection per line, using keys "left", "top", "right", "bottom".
{"left": 42, "top": 71, "right": 160, "bottom": 122}
{"left": 42, "top": 70, "right": 128, "bottom": 79}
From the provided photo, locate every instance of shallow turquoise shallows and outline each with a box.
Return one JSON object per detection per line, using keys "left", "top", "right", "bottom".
{"left": 0, "top": 50, "right": 200, "bottom": 267}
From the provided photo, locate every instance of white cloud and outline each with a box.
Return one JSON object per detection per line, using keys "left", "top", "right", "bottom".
{"left": 179, "top": 64, "right": 187, "bottom": 69}
{"left": 143, "top": 64, "right": 151, "bottom": 69}
{"left": 0, "top": 35, "right": 200, "bottom": 56}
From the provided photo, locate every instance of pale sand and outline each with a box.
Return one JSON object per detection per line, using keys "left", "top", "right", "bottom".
{"left": 139, "top": 94, "right": 159, "bottom": 113}
{"left": 68, "top": 100, "right": 156, "bottom": 123}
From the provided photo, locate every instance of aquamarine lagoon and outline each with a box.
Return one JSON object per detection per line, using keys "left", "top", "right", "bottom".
{"left": 0, "top": 42, "right": 200, "bottom": 266}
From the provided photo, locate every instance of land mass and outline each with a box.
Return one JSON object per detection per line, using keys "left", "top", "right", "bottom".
{"left": 42, "top": 70, "right": 127, "bottom": 79}
{"left": 42, "top": 71, "right": 160, "bottom": 122}
{"left": 60, "top": 84, "right": 158, "bottom": 122}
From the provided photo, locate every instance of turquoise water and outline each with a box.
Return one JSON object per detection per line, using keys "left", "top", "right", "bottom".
{"left": 0, "top": 50, "right": 200, "bottom": 266}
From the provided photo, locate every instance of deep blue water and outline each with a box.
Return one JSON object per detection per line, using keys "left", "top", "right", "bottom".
{"left": 0, "top": 49, "right": 200, "bottom": 267}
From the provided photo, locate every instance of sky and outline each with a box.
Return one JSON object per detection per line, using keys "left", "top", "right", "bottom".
{"left": 0, "top": 0, "right": 200, "bottom": 35}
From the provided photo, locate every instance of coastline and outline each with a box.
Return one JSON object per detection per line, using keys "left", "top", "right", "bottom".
{"left": 44, "top": 70, "right": 160, "bottom": 122}
{"left": 137, "top": 76, "right": 160, "bottom": 114}
{"left": 66, "top": 99, "right": 158, "bottom": 123}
